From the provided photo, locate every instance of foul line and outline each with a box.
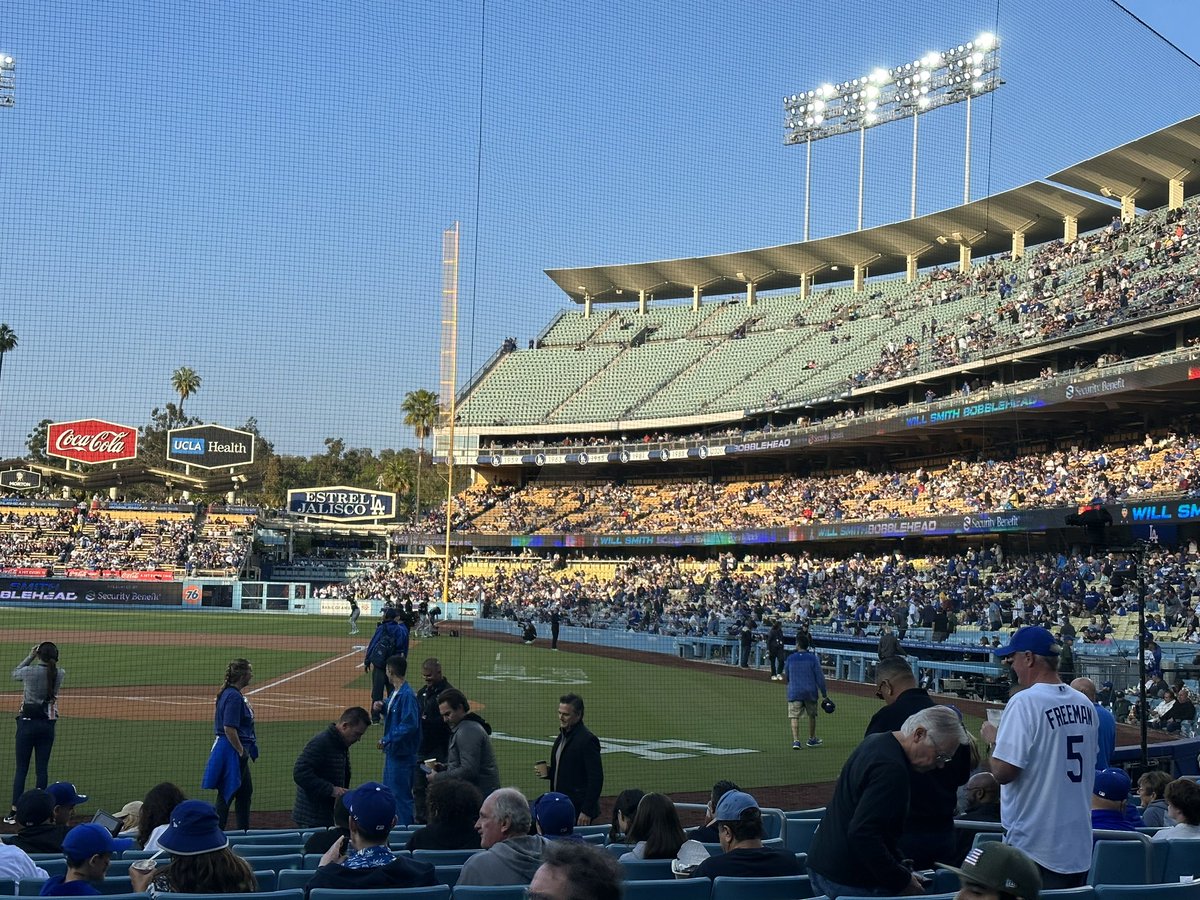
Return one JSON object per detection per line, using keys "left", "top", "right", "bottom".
{"left": 246, "top": 649, "right": 362, "bottom": 696}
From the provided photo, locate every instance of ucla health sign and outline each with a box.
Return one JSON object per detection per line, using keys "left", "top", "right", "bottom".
{"left": 287, "top": 486, "right": 397, "bottom": 522}
{"left": 167, "top": 424, "right": 255, "bottom": 470}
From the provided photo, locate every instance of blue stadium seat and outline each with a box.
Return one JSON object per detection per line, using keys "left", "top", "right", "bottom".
{"left": 230, "top": 833, "right": 303, "bottom": 847}
{"left": 621, "top": 878, "right": 712, "bottom": 900}
{"left": 1089, "top": 840, "right": 1151, "bottom": 886}
{"left": 310, "top": 887, "right": 451, "bottom": 900}
{"left": 580, "top": 833, "right": 606, "bottom": 845}
{"left": 276, "top": 870, "right": 312, "bottom": 892}
{"left": 620, "top": 859, "right": 675, "bottom": 881}
{"left": 452, "top": 885, "right": 527, "bottom": 900}
{"left": 25, "top": 860, "right": 66, "bottom": 878}
{"left": 153, "top": 891, "right": 302, "bottom": 900}
{"left": 784, "top": 808, "right": 826, "bottom": 819}
{"left": 1095, "top": 885, "right": 1200, "bottom": 899}
{"left": 434, "top": 865, "right": 463, "bottom": 887}
{"left": 236, "top": 855, "right": 304, "bottom": 873}
{"left": 1154, "top": 839, "right": 1200, "bottom": 884}
{"left": 602, "top": 844, "right": 628, "bottom": 858}
{"left": 412, "top": 850, "right": 484, "bottom": 866}
{"left": 235, "top": 846, "right": 307, "bottom": 858}
{"left": 574, "top": 825, "right": 612, "bottom": 837}
{"left": 784, "top": 819, "right": 820, "bottom": 855}
{"left": 970, "top": 831, "right": 1006, "bottom": 851}
{"left": 15, "top": 884, "right": 44, "bottom": 897}
{"left": 711, "top": 875, "right": 815, "bottom": 900}
{"left": 838, "top": 895, "right": 955, "bottom": 900}
{"left": 1041, "top": 888, "right": 1096, "bottom": 899}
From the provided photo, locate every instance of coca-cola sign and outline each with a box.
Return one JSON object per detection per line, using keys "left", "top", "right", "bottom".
{"left": 47, "top": 419, "right": 138, "bottom": 464}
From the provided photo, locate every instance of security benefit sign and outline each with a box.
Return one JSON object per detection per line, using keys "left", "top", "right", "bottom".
{"left": 287, "top": 486, "right": 397, "bottom": 522}
{"left": 167, "top": 424, "right": 255, "bottom": 469}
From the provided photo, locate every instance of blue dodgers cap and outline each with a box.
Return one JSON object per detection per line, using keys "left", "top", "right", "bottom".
{"left": 47, "top": 782, "right": 88, "bottom": 807}
{"left": 993, "top": 626, "right": 1060, "bottom": 658}
{"left": 1094, "top": 767, "right": 1132, "bottom": 799}
{"left": 714, "top": 790, "right": 759, "bottom": 822}
{"left": 62, "top": 823, "right": 133, "bottom": 860}
{"left": 533, "top": 792, "right": 576, "bottom": 837}
{"left": 343, "top": 782, "right": 397, "bottom": 834}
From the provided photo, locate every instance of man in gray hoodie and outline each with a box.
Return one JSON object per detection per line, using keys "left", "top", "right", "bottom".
{"left": 430, "top": 689, "right": 501, "bottom": 797}
{"left": 456, "top": 788, "right": 547, "bottom": 886}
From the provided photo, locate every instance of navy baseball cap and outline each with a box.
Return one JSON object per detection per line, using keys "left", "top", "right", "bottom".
{"left": 993, "top": 626, "right": 1060, "bottom": 658}
{"left": 342, "top": 782, "right": 397, "bottom": 834}
{"left": 47, "top": 782, "right": 87, "bottom": 807}
{"left": 14, "top": 789, "right": 54, "bottom": 827}
{"left": 533, "top": 792, "right": 576, "bottom": 837}
{"left": 62, "top": 823, "right": 133, "bottom": 860}
{"left": 1094, "top": 767, "right": 1132, "bottom": 799}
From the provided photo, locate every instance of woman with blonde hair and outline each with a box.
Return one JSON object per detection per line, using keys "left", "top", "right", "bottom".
{"left": 8, "top": 642, "right": 64, "bottom": 825}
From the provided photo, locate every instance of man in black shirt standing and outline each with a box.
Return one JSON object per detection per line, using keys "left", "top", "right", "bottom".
{"left": 413, "top": 658, "right": 453, "bottom": 824}
{"left": 808, "top": 706, "right": 969, "bottom": 899}
{"left": 865, "top": 657, "right": 972, "bottom": 867}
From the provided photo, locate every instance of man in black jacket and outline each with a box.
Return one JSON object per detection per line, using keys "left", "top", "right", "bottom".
{"left": 414, "top": 658, "right": 453, "bottom": 823}
{"left": 292, "top": 707, "right": 371, "bottom": 828}
{"left": 864, "top": 657, "right": 971, "bottom": 868}
{"left": 535, "top": 694, "right": 602, "bottom": 825}
{"left": 306, "top": 782, "right": 436, "bottom": 897}
{"left": 808, "top": 706, "right": 969, "bottom": 899}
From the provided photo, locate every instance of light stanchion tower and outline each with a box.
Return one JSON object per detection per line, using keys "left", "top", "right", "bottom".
{"left": 783, "top": 33, "right": 999, "bottom": 236}
{"left": 438, "top": 222, "right": 460, "bottom": 609}
{"left": 1, "top": 55, "right": 14, "bottom": 108}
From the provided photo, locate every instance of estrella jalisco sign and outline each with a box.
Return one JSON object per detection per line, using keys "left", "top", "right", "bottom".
{"left": 287, "top": 486, "right": 397, "bottom": 522}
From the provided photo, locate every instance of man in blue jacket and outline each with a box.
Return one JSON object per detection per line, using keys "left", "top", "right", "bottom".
{"left": 784, "top": 634, "right": 828, "bottom": 749}
{"left": 378, "top": 656, "right": 420, "bottom": 826}
{"left": 365, "top": 609, "right": 407, "bottom": 722}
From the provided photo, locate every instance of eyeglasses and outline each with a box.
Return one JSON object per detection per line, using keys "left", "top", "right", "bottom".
{"left": 934, "top": 749, "right": 955, "bottom": 766}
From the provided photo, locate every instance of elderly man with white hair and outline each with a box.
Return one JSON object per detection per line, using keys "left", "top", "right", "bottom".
{"left": 456, "top": 787, "right": 548, "bottom": 886}
{"left": 807, "top": 705, "right": 970, "bottom": 899}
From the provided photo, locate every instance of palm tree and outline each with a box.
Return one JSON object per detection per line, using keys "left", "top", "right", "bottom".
{"left": 0, "top": 324, "right": 17, "bottom": 389}
{"left": 376, "top": 454, "right": 414, "bottom": 517}
{"left": 401, "top": 388, "right": 440, "bottom": 522}
{"left": 170, "top": 367, "right": 202, "bottom": 420}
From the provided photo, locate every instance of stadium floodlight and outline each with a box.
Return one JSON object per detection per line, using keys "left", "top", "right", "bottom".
{"left": 785, "top": 33, "right": 1000, "bottom": 233}
{"left": 0, "top": 55, "right": 14, "bottom": 108}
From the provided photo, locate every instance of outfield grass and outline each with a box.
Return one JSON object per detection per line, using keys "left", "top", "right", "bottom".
{"left": 0, "top": 608, "right": 982, "bottom": 817}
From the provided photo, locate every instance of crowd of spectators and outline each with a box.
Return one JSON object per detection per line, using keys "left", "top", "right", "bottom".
{"left": 324, "top": 540, "right": 1200, "bottom": 652}
{"left": 433, "top": 428, "right": 1200, "bottom": 536}
{"left": 0, "top": 504, "right": 251, "bottom": 576}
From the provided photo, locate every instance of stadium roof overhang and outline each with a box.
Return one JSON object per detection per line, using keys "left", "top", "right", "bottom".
{"left": 1047, "top": 113, "right": 1200, "bottom": 211}
{"left": 545, "top": 181, "right": 1116, "bottom": 303}
{"left": 546, "top": 115, "right": 1200, "bottom": 305}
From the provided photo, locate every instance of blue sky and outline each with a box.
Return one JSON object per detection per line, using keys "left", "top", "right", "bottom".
{"left": 0, "top": 0, "right": 1198, "bottom": 457}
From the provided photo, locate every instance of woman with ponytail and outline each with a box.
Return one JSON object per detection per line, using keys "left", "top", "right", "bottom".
{"left": 201, "top": 658, "right": 257, "bottom": 831}
{"left": 8, "top": 641, "right": 64, "bottom": 824}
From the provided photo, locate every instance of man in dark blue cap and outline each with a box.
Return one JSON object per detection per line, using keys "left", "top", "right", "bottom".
{"left": 306, "top": 782, "right": 436, "bottom": 893}
{"left": 980, "top": 625, "right": 1097, "bottom": 890}
{"left": 42, "top": 823, "right": 132, "bottom": 895}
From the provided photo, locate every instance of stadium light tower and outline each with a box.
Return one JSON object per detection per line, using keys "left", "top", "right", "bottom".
{"left": 784, "top": 33, "right": 1000, "bottom": 236}
{"left": 0, "top": 55, "right": 14, "bottom": 108}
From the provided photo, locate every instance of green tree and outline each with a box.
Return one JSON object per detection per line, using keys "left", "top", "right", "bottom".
{"left": 25, "top": 418, "right": 50, "bottom": 462}
{"left": 401, "top": 389, "right": 440, "bottom": 522}
{"left": 170, "top": 367, "right": 202, "bottom": 421}
{"left": 0, "top": 324, "right": 17, "bottom": 389}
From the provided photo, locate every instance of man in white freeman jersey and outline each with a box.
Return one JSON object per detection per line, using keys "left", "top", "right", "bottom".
{"left": 980, "top": 625, "right": 1098, "bottom": 890}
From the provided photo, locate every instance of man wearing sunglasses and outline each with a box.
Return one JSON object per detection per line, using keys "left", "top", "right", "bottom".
{"left": 980, "top": 626, "right": 1097, "bottom": 890}
{"left": 865, "top": 657, "right": 972, "bottom": 869}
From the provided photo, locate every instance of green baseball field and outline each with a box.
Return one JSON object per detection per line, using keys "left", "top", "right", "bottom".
{"left": 0, "top": 609, "right": 983, "bottom": 820}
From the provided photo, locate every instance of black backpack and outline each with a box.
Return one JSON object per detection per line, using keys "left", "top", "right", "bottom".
{"left": 369, "top": 625, "right": 397, "bottom": 667}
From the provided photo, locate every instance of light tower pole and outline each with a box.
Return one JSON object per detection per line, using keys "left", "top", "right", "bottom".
{"left": 0, "top": 55, "right": 14, "bottom": 108}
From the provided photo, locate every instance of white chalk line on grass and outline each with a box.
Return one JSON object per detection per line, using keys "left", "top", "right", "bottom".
{"left": 67, "top": 649, "right": 364, "bottom": 710}
{"left": 246, "top": 648, "right": 363, "bottom": 696}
